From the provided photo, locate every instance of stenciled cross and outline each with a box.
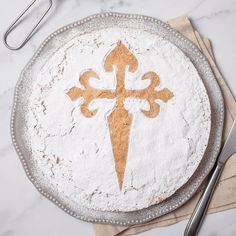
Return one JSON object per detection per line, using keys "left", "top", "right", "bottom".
{"left": 67, "top": 42, "right": 174, "bottom": 190}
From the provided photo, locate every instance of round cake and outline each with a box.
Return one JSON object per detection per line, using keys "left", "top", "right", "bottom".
{"left": 24, "top": 27, "right": 211, "bottom": 212}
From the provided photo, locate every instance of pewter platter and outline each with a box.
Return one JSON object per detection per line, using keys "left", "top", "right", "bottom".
{"left": 11, "top": 13, "right": 224, "bottom": 226}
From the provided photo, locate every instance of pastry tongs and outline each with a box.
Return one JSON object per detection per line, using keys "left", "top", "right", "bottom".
{"left": 3, "top": 0, "right": 52, "bottom": 50}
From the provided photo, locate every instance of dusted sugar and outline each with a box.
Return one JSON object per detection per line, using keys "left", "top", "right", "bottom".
{"left": 24, "top": 27, "right": 211, "bottom": 212}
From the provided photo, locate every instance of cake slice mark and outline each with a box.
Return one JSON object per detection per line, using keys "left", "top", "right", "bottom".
{"left": 67, "top": 42, "right": 174, "bottom": 190}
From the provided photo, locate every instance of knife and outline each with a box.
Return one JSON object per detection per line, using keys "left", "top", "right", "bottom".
{"left": 184, "top": 119, "right": 236, "bottom": 236}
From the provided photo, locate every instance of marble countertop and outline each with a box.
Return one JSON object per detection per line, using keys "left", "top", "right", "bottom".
{"left": 0, "top": 0, "right": 236, "bottom": 235}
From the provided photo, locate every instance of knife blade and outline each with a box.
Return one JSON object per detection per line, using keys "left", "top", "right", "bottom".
{"left": 184, "top": 119, "right": 236, "bottom": 236}
{"left": 218, "top": 120, "right": 236, "bottom": 165}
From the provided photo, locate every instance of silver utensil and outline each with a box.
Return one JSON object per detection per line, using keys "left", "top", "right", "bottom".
{"left": 3, "top": 0, "right": 52, "bottom": 50}
{"left": 185, "top": 119, "right": 236, "bottom": 236}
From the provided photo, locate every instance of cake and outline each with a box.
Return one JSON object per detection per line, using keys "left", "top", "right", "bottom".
{"left": 24, "top": 27, "right": 211, "bottom": 212}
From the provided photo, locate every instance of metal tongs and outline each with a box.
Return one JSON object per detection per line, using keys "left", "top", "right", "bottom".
{"left": 3, "top": 0, "right": 53, "bottom": 50}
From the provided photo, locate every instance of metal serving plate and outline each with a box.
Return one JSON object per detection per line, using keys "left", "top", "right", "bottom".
{"left": 11, "top": 13, "right": 224, "bottom": 226}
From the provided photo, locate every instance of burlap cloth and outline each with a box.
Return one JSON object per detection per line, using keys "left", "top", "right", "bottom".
{"left": 93, "top": 16, "right": 236, "bottom": 236}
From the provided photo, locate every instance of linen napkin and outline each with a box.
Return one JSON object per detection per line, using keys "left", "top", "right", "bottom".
{"left": 93, "top": 16, "right": 236, "bottom": 236}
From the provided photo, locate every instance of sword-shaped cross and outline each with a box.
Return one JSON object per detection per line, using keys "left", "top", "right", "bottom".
{"left": 67, "top": 42, "right": 174, "bottom": 190}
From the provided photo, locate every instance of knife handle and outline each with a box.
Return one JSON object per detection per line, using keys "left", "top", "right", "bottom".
{"left": 184, "top": 164, "right": 224, "bottom": 236}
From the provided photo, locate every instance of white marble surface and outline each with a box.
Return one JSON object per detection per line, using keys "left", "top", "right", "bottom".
{"left": 0, "top": 0, "right": 236, "bottom": 235}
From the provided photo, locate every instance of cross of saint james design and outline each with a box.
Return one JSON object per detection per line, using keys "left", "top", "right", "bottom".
{"left": 67, "top": 42, "right": 174, "bottom": 190}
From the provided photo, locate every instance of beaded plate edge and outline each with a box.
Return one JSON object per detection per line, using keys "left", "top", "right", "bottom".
{"left": 10, "top": 12, "right": 224, "bottom": 226}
